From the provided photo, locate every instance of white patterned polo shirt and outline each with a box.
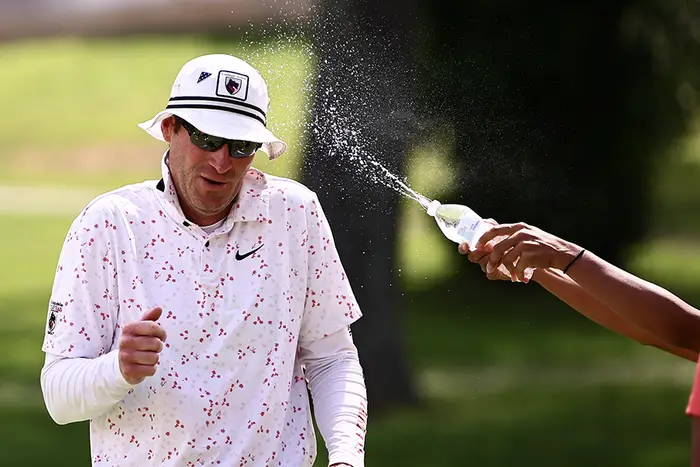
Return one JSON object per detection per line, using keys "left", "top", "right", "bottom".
{"left": 42, "top": 153, "right": 362, "bottom": 466}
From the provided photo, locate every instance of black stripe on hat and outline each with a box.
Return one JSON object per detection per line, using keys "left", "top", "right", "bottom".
{"left": 166, "top": 104, "right": 266, "bottom": 126}
{"left": 169, "top": 96, "right": 266, "bottom": 118}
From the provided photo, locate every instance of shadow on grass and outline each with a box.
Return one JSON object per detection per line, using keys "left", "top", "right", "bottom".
{"left": 0, "top": 292, "right": 90, "bottom": 466}
{"left": 1, "top": 383, "right": 690, "bottom": 467}
{"left": 0, "top": 406, "right": 89, "bottom": 466}
{"left": 348, "top": 384, "right": 689, "bottom": 467}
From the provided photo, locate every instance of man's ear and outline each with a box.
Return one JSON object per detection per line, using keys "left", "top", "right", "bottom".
{"left": 161, "top": 116, "right": 176, "bottom": 143}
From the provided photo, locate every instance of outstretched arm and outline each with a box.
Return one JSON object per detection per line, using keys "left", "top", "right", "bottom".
{"left": 461, "top": 222, "right": 700, "bottom": 359}
{"left": 533, "top": 267, "right": 698, "bottom": 362}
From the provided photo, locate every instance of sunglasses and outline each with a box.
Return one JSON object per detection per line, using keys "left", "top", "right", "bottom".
{"left": 175, "top": 116, "right": 262, "bottom": 158}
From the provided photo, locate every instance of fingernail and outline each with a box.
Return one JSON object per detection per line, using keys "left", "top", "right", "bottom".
{"left": 486, "top": 263, "right": 493, "bottom": 274}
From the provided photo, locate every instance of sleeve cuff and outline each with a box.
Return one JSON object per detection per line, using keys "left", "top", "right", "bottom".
{"left": 328, "top": 455, "right": 364, "bottom": 467}
{"left": 106, "top": 349, "right": 139, "bottom": 395}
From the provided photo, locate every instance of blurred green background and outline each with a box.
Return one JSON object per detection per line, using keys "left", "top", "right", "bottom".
{"left": 2, "top": 14, "right": 700, "bottom": 467}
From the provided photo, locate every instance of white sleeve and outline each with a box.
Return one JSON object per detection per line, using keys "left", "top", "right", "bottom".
{"left": 40, "top": 199, "right": 128, "bottom": 424}
{"left": 40, "top": 351, "right": 136, "bottom": 425}
{"left": 299, "top": 327, "right": 368, "bottom": 467}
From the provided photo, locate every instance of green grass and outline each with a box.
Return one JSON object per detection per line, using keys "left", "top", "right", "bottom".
{"left": 0, "top": 210, "right": 696, "bottom": 466}
{"left": 0, "top": 34, "right": 312, "bottom": 184}
{"left": 0, "top": 214, "right": 72, "bottom": 292}
{"left": 2, "top": 34, "right": 700, "bottom": 467}
{"left": 0, "top": 212, "right": 696, "bottom": 466}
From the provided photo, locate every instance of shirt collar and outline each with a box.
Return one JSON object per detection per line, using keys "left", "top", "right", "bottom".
{"left": 155, "top": 150, "right": 270, "bottom": 232}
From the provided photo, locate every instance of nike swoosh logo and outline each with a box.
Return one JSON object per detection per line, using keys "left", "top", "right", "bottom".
{"left": 235, "top": 244, "right": 264, "bottom": 261}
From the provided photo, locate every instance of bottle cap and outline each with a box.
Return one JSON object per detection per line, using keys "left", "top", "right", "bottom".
{"left": 426, "top": 200, "right": 440, "bottom": 217}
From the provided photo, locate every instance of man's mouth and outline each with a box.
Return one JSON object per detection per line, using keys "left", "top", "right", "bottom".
{"left": 201, "top": 176, "right": 228, "bottom": 188}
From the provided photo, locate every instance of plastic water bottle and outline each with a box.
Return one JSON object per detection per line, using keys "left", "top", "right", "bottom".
{"left": 426, "top": 200, "right": 491, "bottom": 250}
{"left": 426, "top": 200, "right": 533, "bottom": 282}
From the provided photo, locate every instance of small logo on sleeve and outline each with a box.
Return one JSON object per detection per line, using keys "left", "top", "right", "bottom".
{"left": 47, "top": 301, "right": 63, "bottom": 335}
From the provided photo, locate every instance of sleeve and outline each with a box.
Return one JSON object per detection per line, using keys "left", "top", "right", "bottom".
{"left": 299, "top": 327, "right": 368, "bottom": 467}
{"left": 299, "top": 193, "right": 362, "bottom": 345}
{"left": 687, "top": 358, "right": 700, "bottom": 417}
{"left": 40, "top": 351, "right": 135, "bottom": 425}
{"left": 41, "top": 200, "right": 120, "bottom": 359}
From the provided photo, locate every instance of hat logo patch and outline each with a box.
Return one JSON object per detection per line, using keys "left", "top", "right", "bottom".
{"left": 216, "top": 71, "right": 249, "bottom": 101}
{"left": 197, "top": 71, "right": 212, "bottom": 83}
{"left": 225, "top": 77, "right": 242, "bottom": 95}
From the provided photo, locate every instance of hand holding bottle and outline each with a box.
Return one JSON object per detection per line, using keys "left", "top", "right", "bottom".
{"left": 426, "top": 200, "right": 532, "bottom": 282}
{"left": 473, "top": 222, "right": 583, "bottom": 282}
{"left": 457, "top": 228, "right": 535, "bottom": 282}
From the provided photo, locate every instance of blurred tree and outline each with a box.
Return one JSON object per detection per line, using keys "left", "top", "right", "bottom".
{"left": 299, "top": 0, "right": 424, "bottom": 411}
{"left": 300, "top": 0, "right": 700, "bottom": 411}
{"left": 417, "top": 0, "right": 700, "bottom": 266}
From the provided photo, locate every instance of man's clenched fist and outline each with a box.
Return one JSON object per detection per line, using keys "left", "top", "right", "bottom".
{"left": 118, "top": 306, "right": 167, "bottom": 385}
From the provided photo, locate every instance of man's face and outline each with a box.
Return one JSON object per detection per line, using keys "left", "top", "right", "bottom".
{"left": 162, "top": 116, "right": 255, "bottom": 226}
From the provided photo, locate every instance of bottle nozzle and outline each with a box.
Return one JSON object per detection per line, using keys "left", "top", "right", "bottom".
{"left": 426, "top": 200, "right": 440, "bottom": 217}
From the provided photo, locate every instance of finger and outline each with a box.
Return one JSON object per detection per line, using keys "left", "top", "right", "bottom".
{"left": 502, "top": 245, "right": 544, "bottom": 282}
{"left": 515, "top": 253, "right": 534, "bottom": 283}
{"left": 141, "top": 306, "right": 163, "bottom": 322}
{"left": 462, "top": 239, "right": 493, "bottom": 259}
{"left": 486, "top": 264, "right": 507, "bottom": 281}
{"left": 468, "top": 239, "right": 494, "bottom": 262}
{"left": 488, "top": 233, "right": 527, "bottom": 268}
{"left": 467, "top": 249, "right": 489, "bottom": 263}
{"left": 500, "top": 243, "right": 526, "bottom": 275}
{"left": 121, "top": 349, "right": 160, "bottom": 366}
{"left": 476, "top": 222, "right": 529, "bottom": 248}
{"left": 121, "top": 363, "right": 158, "bottom": 383}
{"left": 120, "top": 334, "right": 164, "bottom": 352}
{"left": 474, "top": 252, "right": 491, "bottom": 265}
{"left": 124, "top": 321, "right": 167, "bottom": 341}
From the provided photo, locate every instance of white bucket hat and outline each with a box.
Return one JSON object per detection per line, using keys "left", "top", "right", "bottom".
{"left": 138, "top": 54, "right": 287, "bottom": 160}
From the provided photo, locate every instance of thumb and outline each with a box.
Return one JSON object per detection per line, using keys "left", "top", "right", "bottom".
{"left": 141, "top": 306, "right": 163, "bottom": 322}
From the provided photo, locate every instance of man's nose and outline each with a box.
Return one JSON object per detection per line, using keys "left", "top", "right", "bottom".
{"left": 208, "top": 146, "right": 234, "bottom": 174}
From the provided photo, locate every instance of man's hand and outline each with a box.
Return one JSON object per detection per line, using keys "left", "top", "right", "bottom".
{"left": 118, "top": 306, "right": 167, "bottom": 385}
{"left": 475, "top": 222, "right": 582, "bottom": 282}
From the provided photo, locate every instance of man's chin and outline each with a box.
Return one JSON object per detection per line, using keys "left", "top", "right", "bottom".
{"left": 194, "top": 199, "right": 234, "bottom": 218}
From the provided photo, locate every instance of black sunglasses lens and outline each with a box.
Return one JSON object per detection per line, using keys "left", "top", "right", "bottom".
{"left": 228, "top": 141, "right": 261, "bottom": 158}
{"left": 178, "top": 119, "right": 223, "bottom": 151}
{"left": 192, "top": 133, "right": 225, "bottom": 151}
{"left": 178, "top": 118, "right": 260, "bottom": 157}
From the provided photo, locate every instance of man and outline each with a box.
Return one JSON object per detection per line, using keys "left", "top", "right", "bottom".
{"left": 40, "top": 54, "right": 367, "bottom": 467}
{"left": 459, "top": 220, "right": 700, "bottom": 465}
